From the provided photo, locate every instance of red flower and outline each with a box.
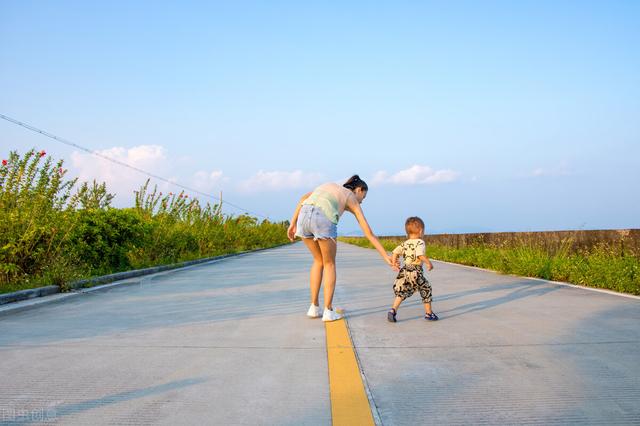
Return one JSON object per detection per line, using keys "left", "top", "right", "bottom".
{"left": 39, "top": 150, "right": 46, "bottom": 157}
{"left": 1, "top": 160, "right": 7, "bottom": 166}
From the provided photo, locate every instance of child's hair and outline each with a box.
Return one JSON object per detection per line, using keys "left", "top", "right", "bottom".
{"left": 405, "top": 216, "right": 425, "bottom": 235}
{"left": 343, "top": 174, "right": 368, "bottom": 192}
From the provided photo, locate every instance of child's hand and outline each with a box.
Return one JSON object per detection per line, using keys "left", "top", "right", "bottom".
{"left": 419, "top": 256, "right": 433, "bottom": 271}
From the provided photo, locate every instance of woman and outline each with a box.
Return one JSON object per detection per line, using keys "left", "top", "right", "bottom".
{"left": 287, "top": 175, "right": 393, "bottom": 321}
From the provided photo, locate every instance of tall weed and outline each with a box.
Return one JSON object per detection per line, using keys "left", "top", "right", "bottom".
{"left": 1, "top": 150, "right": 289, "bottom": 294}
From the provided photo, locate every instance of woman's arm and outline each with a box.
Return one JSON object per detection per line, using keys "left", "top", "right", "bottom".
{"left": 287, "top": 192, "right": 312, "bottom": 241}
{"left": 347, "top": 197, "right": 393, "bottom": 266}
{"left": 391, "top": 252, "right": 401, "bottom": 271}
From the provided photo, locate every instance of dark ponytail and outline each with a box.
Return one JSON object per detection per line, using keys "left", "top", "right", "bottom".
{"left": 343, "top": 174, "right": 368, "bottom": 192}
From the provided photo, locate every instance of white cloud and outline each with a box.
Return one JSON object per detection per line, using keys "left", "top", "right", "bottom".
{"left": 192, "top": 169, "right": 228, "bottom": 193}
{"left": 70, "top": 145, "right": 173, "bottom": 204}
{"left": 372, "top": 165, "right": 460, "bottom": 185}
{"left": 532, "top": 162, "right": 571, "bottom": 177}
{"left": 238, "top": 170, "right": 324, "bottom": 192}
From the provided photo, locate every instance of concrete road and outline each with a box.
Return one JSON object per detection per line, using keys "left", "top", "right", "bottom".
{"left": 336, "top": 243, "right": 640, "bottom": 425}
{"left": 1, "top": 242, "right": 639, "bottom": 425}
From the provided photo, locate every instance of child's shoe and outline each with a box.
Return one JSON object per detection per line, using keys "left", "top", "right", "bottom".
{"left": 307, "top": 304, "right": 321, "bottom": 318}
{"left": 387, "top": 308, "right": 397, "bottom": 323}
{"left": 322, "top": 308, "right": 343, "bottom": 322}
{"left": 424, "top": 312, "right": 439, "bottom": 321}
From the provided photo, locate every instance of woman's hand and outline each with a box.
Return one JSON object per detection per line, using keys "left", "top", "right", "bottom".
{"left": 287, "top": 223, "right": 297, "bottom": 242}
{"left": 385, "top": 255, "right": 399, "bottom": 272}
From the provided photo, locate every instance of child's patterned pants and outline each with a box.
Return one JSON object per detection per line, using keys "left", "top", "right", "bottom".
{"left": 393, "top": 264, "right": 432, "bottom": 303}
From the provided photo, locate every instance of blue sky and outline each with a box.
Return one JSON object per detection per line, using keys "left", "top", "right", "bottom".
{"left": 1, "top": 1, "right": 639, "bottom": 235}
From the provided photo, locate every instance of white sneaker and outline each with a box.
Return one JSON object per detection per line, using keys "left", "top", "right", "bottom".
{"left": 307, "top": 304, "right": 321, "bottom": 318}
{"left": 322, "top": 308, "right": 343, "bottom": 322}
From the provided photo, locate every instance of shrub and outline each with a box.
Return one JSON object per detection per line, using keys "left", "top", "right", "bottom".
{"left": 1, "top": 150, "right": 289, "bottom": 294}
{"left": 67, "top": 208, "right": 147, "bottom": 274}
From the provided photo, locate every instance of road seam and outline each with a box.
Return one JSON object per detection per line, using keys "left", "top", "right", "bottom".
{"left": 0, "top": 344, "right": 325, "bottom": 350}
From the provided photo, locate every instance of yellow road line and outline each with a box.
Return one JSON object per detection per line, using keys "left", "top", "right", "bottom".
{"left": 325, "top": 312, "right": 375, "bottom": 426}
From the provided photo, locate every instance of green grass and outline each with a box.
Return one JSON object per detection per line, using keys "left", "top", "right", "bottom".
{"left": 1, "top": 149, "right": 290, "bottom": 294}
{"left": 339, "top": 237, "right": 640, "bottom": 295}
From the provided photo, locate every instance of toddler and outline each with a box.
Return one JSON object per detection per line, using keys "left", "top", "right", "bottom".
{"left": 387, "top": 216, "right": 438, "bottom": 322}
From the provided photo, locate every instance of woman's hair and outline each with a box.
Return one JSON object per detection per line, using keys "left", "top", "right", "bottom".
{"left": 343, "top": 175, "right": 368, "bottom": 192}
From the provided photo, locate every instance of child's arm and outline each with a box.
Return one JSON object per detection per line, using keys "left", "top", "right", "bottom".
{"left": 419, "top": 255, "right": 434, "bottom": 271}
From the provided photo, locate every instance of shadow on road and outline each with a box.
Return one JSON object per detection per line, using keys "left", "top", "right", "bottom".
{"left": 344, "top": 279, "right": 560, "bottom": 321}
{"left": 436, "top": 281, "right": 559, "bottom": 320}
{"left": 1, "top": 377, "right": 208, "bottom": 425}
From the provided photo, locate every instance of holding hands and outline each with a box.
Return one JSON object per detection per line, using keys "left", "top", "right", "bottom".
{"left": 386, "top": 255, "right": 400, "bottom": 272}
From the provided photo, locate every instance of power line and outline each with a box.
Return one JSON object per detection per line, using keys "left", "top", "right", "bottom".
{"left": 0, "top": 113, "right": 269, "bottom": 219}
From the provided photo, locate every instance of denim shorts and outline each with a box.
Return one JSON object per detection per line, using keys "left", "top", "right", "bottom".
{"left": 295, "top": 204, "right": 338, "bottom": 240}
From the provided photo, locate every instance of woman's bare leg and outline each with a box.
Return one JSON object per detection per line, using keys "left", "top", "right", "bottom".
{"left": 302, "top": 238, "right": 323, "bottom": 306}
{"left": 317, "top": 238, "right": 337, "bottom": 310}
